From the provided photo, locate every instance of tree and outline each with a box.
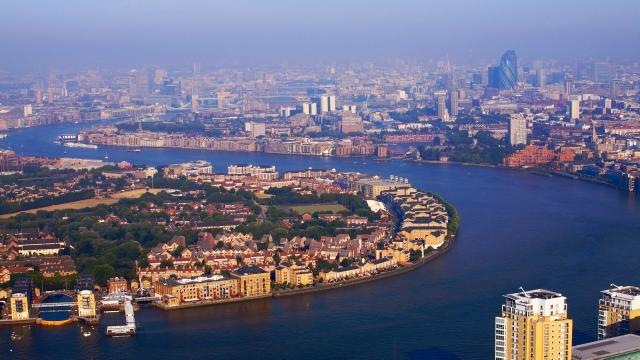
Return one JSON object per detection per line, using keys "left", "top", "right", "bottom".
{"left": 93, "top": 264, "right": 116, "bottom": 286}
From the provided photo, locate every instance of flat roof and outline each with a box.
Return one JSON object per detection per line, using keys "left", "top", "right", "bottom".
{"left": 505, "top": 288, "right": 564, "bottom": 300}
{"left": 603, "top": 286, "right": 640, "bottom": 297}
{"left": 573, "top": 334, "right": 640, "bottom": 359}
{"left": 232, "top": 265, "right": 267, "bottom": 275}
{"left": 159, "top": 275, "right": 228, "bottom": 286}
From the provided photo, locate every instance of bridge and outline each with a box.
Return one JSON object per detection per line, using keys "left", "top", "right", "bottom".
{"left": 33, "top": 291, "right": 77, "bottom": 308}
{"left": 33, "top": 302, "right": 76, "bottom": 308}
{"left": 135, "top": 296, "right": 160, "bottom": 303}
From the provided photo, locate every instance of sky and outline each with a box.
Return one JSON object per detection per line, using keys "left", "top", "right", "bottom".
{"left": 1, "top": 0, "right": 639, "bottom": 72}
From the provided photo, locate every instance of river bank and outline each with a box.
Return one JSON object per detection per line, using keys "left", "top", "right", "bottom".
{"left": 153, "top": 196, "right": 460, "bottom": 311}
{"left": 4, "top": 121, "right": 640, "bottom": 359}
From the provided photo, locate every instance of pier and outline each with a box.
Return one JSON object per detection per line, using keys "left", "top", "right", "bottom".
{"left": 105, "top": 297, "right": 136, "bottom": 336}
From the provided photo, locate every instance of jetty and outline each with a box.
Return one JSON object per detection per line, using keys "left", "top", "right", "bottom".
{"left": 105, "top": 297, "right": 136, "bottom": 336}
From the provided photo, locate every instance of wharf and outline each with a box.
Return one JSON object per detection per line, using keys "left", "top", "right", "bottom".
{"left": 0, "top": 318, "right": 37, "bottom": 326}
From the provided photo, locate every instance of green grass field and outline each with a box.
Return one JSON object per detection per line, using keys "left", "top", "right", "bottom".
{"left": 0, "top": 188, "right": 165, "bottom": 219}
{"left": 286, "top": 203, "right": 348, "bottom": 215}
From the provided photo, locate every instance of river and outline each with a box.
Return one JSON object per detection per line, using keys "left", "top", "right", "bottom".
{"left": 1, "top": 122, "right": 640, "bottom": 359}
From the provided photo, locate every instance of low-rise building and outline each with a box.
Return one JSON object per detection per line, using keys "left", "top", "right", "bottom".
{"left": 573, "top": 334, "right": 640, "bottom": 360}
{"left": 77, "top": 290, "right": 97, "bottom": 318}
{"left": 275, "top": 263, "right": 313, "bottom": 287}
{"left": 107, "top": 277, "right": 129, "bottom": 294}
{"left": 10, "top": 292, "right": 30, "bottom": 320}
{"left": 154, "top": 275, "right": 239, "bottom": 306}
{"left": 231, "top": 265, "right": 271, "bottom": 297}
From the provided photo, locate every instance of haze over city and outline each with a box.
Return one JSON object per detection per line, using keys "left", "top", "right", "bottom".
{"left": 2, "top": 0, "right": 639, "bottom": 72}
{"left": 2, "top": 1, "right": 640, "bottom": 360}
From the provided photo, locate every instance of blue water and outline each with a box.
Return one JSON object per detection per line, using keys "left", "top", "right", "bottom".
{"left": 2, "top": 122, "right": 640, "bottom": 359}
{"left": 38, "top": 294, "right": 73, "bottom": 321}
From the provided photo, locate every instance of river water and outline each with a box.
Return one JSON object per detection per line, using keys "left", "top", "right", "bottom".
{"left": 1, "top": 122, "right": 640, "bottom": 359}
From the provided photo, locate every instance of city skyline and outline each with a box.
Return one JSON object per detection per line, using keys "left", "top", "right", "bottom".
{"left": 1, "top": 0, "right": 639, "bottom": 72}
{"left": 1, "top": 1, "right": 640, "bottom": 359}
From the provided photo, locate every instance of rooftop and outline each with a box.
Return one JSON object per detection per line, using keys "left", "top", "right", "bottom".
{"left": 505, "top": 288, "right": 564, "bottom": 301}
{"left": 603, "top": 286, "right": 640, "bottom": 297}
{"left": 159, "top": 275, "right": 228, "bottom": 286}
{"left": 232, "top": 265, "right": 267, "bottom": 276}
{"left": 573, "top": 334, "right": 640, "bottom": 360}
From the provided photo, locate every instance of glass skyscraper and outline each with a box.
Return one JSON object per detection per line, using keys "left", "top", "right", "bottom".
{"left": 488, "top": 50, "right": 518, "bottom": 90}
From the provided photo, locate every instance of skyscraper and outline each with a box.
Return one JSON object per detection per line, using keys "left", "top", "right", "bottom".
{"left": 593, "top": 62, "right": 612, "bottom": 85}
{"left": 495, "top": 289, "right": 573, "bottom": 360}
{"left": 328, "top": 95, "right": 336, "bottom": 112}
{"left": 598, "top": 286, "right": 640, "bottom": 340}
{"left": 128, "top": 69, "right": 148, "bottom": 97}
{"left": 488, "top": 50, "right": 518, "bottom": 90}
{"left": 610, "top": 80, "right": 621, "bottom": 100}
{"left": 567, "top": 97, "right": 581, "bottom": 120}
{"left": 434, "top": 90, "right": 449, "bottom": 121}
{"left": 563, "top": 80, "right": 573, "bottom": 97}
{"left": 509, "top": 114, "right": 527, "bottom": 146}
{"left": 302, "top": 102, "right": 318, "bottom": 115}
{"left": 603, "top": 98, "right": 612, "bottom": 115}
{"left": 319, "top": 95, "right": 329, "bottom": 113}
{"left": 448, "top": 89, "right": 458, "bottom": 117}
{"left": 536, "top": 69, "right": 546, "bottom": 87}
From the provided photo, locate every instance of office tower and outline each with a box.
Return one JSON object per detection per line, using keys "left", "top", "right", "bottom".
{"left": 567, "top": 98, "right": 581, "bottom": 120}
{"left": 320, "top": 95, "right": 329, "bottom": 113}
{"left": 603, "top": 98, "right": 612, "bottom": 114}
{"left": 34, "top": 82, "right": 43, "bottom": 104}
{"left": 434, "top": 90, "right": 449, "bottom": 121}
{"left": 594, "top": 62, "right": 612, "bottom": 85}
{"left": 154, "top": 68, "right": 168, "bottom": 85}
{"left": 23, "top": 104, "right": 32, "bottom": 117}
{"left": 303, "top": 102, "right": 318, "bottom": 115}
{"left": 488, "top": 50, "right": 518, "bottom": 90}
{"left": 191, "top": 94, "right": 199, "bottom": 113}
{"left": 598, "top": 286, "right": 640, "bottom": 340}
{"left": 128, "top": 69, "right": 149, "bottom": 97}
{"left": 161, "top": 79, "right": 180, "bottom": 96}
{"left": 448, "top": 89, "right": 458, "bottom": 117}
{"left": 509, "top": 114, "right": 527, "bottom": 146}
{"left": 610, "top": 80, "right": 621, "bottom": 100}
{"left": 482, "top": 65, "right": 490, "bottom": 86}
{"left": 217, "top": 91, "right": 230, "bottom": 111}
{"left": 564, "top": 80, "right": 573, "bottom": 96}
{"left": 536, "top": 69, "right": 546, "bottom": 87}
{"left": 577, "top": 62, "right": 594, "bottom": 81}
{"left": 495, "top": 289, "right": 573, "bottom": 360}
{"left": 328, "top": 95, "right": 336, "bottom": 112}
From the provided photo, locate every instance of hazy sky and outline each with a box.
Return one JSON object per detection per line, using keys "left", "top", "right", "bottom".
{"left": 1, "top": 0, "right": 639, "bottom": 72}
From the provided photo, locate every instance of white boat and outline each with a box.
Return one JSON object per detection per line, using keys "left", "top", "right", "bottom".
{"left": 63, "top": 142, "right": 98, "bottom": 149}
{"left": 83, "top": 331, "right": 91, "bottom": 337}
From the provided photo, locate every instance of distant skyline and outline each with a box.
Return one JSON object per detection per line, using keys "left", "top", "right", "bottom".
{"left": 1, "top": 0, "right": 639, "bottom": 72}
